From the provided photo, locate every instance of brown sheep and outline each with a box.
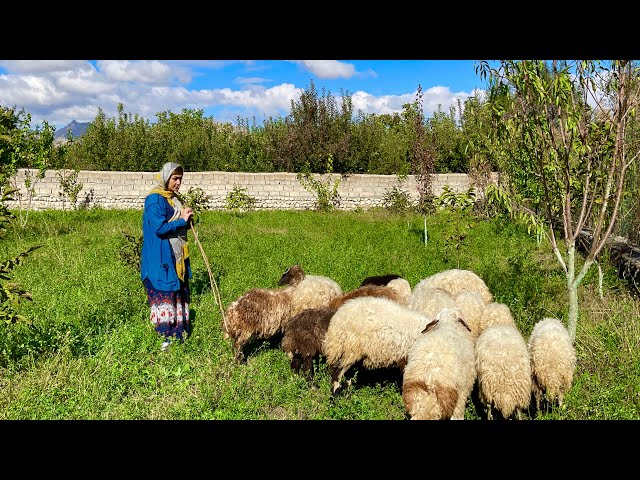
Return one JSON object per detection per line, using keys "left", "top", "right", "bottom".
{"left": 223, "top": 264, "right": 305, "bottom": 364}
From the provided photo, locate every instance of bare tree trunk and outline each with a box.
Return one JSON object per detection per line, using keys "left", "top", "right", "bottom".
{"left": 566, "top": 242, "right": 579, "bottom": 343}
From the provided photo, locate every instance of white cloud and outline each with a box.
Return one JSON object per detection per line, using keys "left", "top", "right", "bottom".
{"left": 0, "top": 74, "right": 68, "bottom": 106}
{"left": 0, "top": 60, "right": 88, "bottom": 74}
{"left": 235, "top": 77, "right": 270, "bottom": 85}
{"left": 290, "top": 60, "right": 357, "bottom": 79}
{"left": 97, "top": 60, "right": 191, "bottom": 84}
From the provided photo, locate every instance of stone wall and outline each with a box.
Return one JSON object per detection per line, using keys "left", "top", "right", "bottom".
{"left": 6, "top": 169, "right": 482, "bottom": 211}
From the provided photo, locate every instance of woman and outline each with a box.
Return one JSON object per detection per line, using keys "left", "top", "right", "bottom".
{"left": 141, "top": 161, "right": 194, "bottom": 351}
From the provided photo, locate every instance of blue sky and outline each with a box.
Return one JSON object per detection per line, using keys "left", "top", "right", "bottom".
{"left": 0, "top": 60, "right": 495, "bottom": 131}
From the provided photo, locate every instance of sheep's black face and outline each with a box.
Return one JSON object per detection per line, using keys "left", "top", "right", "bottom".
{"left": 278, "top": 264, "right": 305, "bottom": 286}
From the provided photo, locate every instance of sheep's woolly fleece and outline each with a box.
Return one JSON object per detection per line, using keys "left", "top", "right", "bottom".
{"left": 224, "top": 264, "right": 305, "bottom": 363}
{"left": 475, "top": 324, "right": 532, "bottom": 419}
{"left": 414, "top": 269, "right": 493, "bottom": 304}
{"left": 527, "top": 317, "right": 576, "bottom": 408}
{"left": 407, "top": 286, "right": 458, "bottom": 320}
{"left": 290, "top": 274, "right": 343, "bottom": 317}
{"left": 223, "top": 284, "right": 297, "bottom": 363}
{"left": 402, "top": 307, "right": 476, "bottom": 420}
{"left": 323, "top": 296, "right": 431, "bottom": 394}
{"left": 386, "top": 277, "right": 412, "bottom": 304}
{"left": 453, "top": 290, "right": 486, "bottom": 340}
{"left": 280, "top": 307, "right": 337, "bottom": 375}
{"left": 477, "top": 301, "right": 516, "bottom": 336}
{"left": 328, "top": 284, "right": 405, "bottom": 310}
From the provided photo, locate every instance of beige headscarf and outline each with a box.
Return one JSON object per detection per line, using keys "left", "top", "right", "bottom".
{"left": 147, "top": 162, "right": 190, "bottom": 282}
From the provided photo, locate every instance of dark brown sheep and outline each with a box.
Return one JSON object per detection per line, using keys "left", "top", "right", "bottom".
{"left": 280, "top": 307, "right": 337, "bottom": 377}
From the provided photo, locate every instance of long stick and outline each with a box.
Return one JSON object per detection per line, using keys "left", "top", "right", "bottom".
{"left": 189, "top": 219, "right": 226, "bottom": 330}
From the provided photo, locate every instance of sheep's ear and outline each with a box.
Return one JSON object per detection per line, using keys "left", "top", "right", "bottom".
{"left": 458, "top": 318, "right": 471, "bottom": 332}
{"left": 422, "top": 320, "right": 438, "bottom": 333}
{"left": 277, "top": 266, "right": 293, "bottom": 286}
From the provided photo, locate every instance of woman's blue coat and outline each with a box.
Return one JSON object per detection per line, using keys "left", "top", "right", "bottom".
{"left": 140, "top": 193, "right": 192, "bottom": 291}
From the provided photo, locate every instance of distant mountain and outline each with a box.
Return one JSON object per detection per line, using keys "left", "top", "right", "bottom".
{"left": 54, "top": 120, "right": 90, "bottom": 143}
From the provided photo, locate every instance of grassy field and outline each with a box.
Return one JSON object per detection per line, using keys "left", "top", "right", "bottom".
{"left": 0, "top": 207, "right": 638, "bottom": 420}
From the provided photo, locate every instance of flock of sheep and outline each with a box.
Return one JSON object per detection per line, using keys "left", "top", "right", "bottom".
{"left": 222, "top": 265, "right": 577, "bottom": 420}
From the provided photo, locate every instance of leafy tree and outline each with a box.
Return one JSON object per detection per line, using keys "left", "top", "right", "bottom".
{"left": 0, "top": 108, "right": 43, "bottom": 324}
{"left": 428, "top": 103, "right": 467, "bottom": 172}
{"left": 0, "top": 106, "right": 54, "bottom": 225}
{"left": 285, "top": 80, "right": 354, "bottom": 173}
{"left": 409, "top": 85, "right": 436, "bottom": 214}
{"left": 478, "top": 59, "right": 640, "bottom": 342}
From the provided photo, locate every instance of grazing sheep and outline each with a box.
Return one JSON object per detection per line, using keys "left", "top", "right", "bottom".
{"left": 323, "top": 296, "right": 431, "bottom": 396}
{"left": 414, "top": 269, "right": 493, "bottom": 304}
{"left": 386, "top": 277, "right": 412, "bottom": 304}
{"left": 328, "top": 283, "right": 406, "bottom": 310}
{"left": 281, "top": 283, "right": 410, "bottom": 378}
{"left": 478, "top": 301, "right": 516, "bottom": 335}
{"left": 402, "top": 307, "right": 476, "bottom": 420}
{"left": 407, "top": 286, "right": 458, "bottom": 319}
{"left": 527, "top": 317, "right": 576, "bottom": 412}
{"left": 453, "top": 290, "right": 486, "bottom": 340}
{"left": 223, "top": 264, "right": 305, "bottom": 364}
{"left": 359, "top": 274, "right": 402, "bottom": 287}
{"left": 280, "top": 307, "right": 337, "bottom": 378}
{"left": 475, "top": 324, "right": 532, "bottom": 420}
{"left": 278, "top": 264, "right": 343, "bottom": 317}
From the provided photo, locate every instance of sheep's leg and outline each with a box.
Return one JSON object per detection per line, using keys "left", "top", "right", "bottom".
{"left": 486, "top": 406, "right": 494, "bottom": 420}
{"left": 302, "top": 356, "right": 314, "bottom": 378}
{"left": 232, "top": 337, "right": 247, "bottom": 364}
{"left": 290, "top": 354, "right": 303, "bottom": 374}
{"left": 451, "top": 398, "right": 466, "bottom": 420}
{"left": 330, "top": 364, "right": 350, "bottom": 396}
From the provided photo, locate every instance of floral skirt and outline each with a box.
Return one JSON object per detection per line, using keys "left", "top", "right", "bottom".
{"left": 143, "top": 278, "right": 190, "bottom": 342}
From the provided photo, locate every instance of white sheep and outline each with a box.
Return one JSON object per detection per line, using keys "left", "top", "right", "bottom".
{"left": 281, "top": 283, "right": 410, "bottom": 377}
{"left": 402, "top": 307, "right": 476, "bottom": 420}
{"left": 278, "top": 265, "right": 343, "bottom": 317}
{"left": 413, "top": 269, "right": 493, "bottom": 304}
{"left": 453, "top": 290, "right": 486, "bottom": 340}
{"left": 224, "top": 264, "right": 305, "bottom": 364}
{"left": 386, "top": 277, "right": 412, "bottom": 304}
{"left": 477, "top": 301, "right": 516, "bottom": 336}
{"left": 475, "top": 323, "right": 532, "bottom": 420}
{"left": 323, "top": 296, "right": 431, "bottom": 396}
{"left": 527, "top": 317, "right": 576, "bottom": 412}
{"left": 407, "top": 286, "right": 458, "bottom": 319}
{"left": 329, "top": 282, "right": 408, "bottom": 310}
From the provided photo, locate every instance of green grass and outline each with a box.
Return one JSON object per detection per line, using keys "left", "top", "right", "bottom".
{"left": 0, "top": 207, "right": 638, "bottom": 419}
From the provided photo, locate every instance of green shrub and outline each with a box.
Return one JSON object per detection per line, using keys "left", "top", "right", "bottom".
{"left": 381, "top": 186, "right": 413, "bottom": 214}
{"left": 224, "top": 185, "right": 256, "bottom": 216}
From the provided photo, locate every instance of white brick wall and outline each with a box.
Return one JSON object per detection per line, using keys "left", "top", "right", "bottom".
{"left": 5, "top": 169, "right": 488, "bottom": 211}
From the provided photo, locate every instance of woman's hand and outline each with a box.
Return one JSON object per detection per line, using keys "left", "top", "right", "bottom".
{"left": 181, "top": 207, "right": 194, "bottom": 222}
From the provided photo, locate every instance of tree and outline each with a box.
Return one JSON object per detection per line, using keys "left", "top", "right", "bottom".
{"left": 478, "top": 60, "right": 640, "bottom": 342}
{"left": 410, "top": 85, "right": 436, "bottom": 214}
{"left": 0, "top": 105, "right": 43, "bottom": 324}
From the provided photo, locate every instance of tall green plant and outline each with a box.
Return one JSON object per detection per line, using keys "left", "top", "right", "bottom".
{"left": 297, "top": 154, "right": 342, "bottom": 212}
{"left": 0, "top": 108, "right": 54, "bottom": 226}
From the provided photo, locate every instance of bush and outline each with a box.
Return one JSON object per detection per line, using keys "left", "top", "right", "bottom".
{"left": 225, "top": 185, "right": 256, "bottom": 216}
{"left": 381, "top": 186, "right": 413, "bottom": 214}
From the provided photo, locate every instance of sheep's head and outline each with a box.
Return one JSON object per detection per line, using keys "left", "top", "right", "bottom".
{"left": 278, "top": 264, "right": 305, "bottom": 287}
{"left": 436, "top": 307, "right": 471, "bottom": 332}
